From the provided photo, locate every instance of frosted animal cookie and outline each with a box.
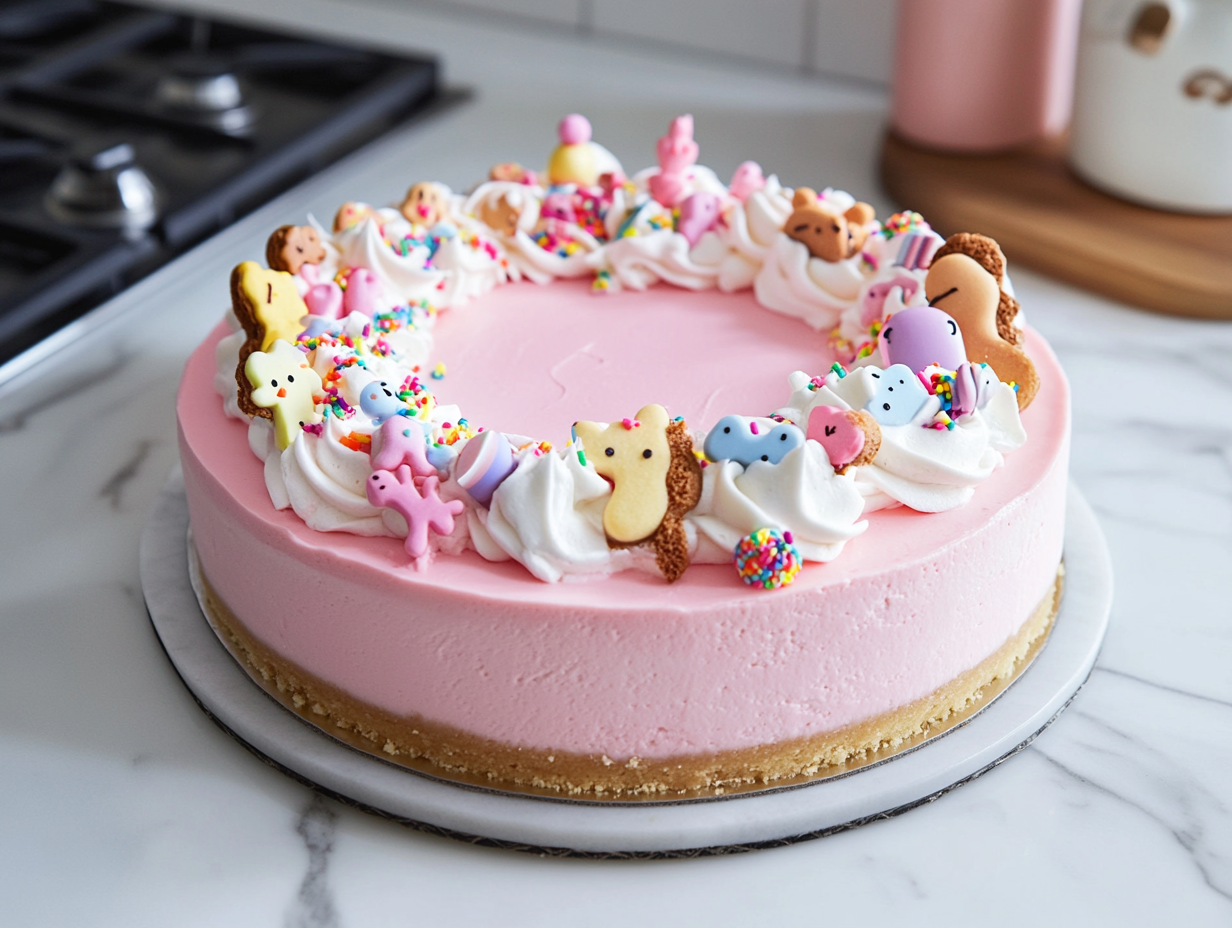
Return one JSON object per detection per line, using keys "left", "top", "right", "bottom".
{"left": 231, "top": 261, "right": 310, "bottom": 419}
{"left": 864, "top": 364, "right": 932, "bottom": 427}
{"left": 703, "top": 415, "right": 804, "bottom": 466}
{"left": 784, "top": 187, "right": 876, "bottom": 263}
{"left": 266, "top": 225, "right": 326, "bottom": 275}
{"left": 925, "top": 233, "right": 1039, "bottom": 410}
{"left": 243, "top": 339, "right": 323, "bottom": 450}
{"left": 366, "top": 466, "right": 464, "bottom": 561}
{"left": 806, "top": 406, "right": 882, "bottom": 474}
{"left": 649, "top": 114, "right": 700, "bottom": 208}
{"left": 573, "top": 404, "right": 703, "bottom": 582}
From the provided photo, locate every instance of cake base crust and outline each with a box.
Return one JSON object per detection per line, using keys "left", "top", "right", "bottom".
{"left": 197, "top": 561, "right": 1063, "bottom": 797}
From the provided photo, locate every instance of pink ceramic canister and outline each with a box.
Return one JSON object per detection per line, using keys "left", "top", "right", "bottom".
{"left": 891, "top": 0, "right": 1083, "bottom": 152}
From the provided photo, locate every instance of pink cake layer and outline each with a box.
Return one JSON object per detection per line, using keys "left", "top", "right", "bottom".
{"left": 179, "top": 282, "right": 1070, "bottom": 761}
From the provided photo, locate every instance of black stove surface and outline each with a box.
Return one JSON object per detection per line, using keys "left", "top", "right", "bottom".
{"left": 0, "top": 0, "right": 440, "bottom": 371}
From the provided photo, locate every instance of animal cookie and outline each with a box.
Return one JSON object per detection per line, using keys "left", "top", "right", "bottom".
{"left": 399, "top": 182, "right": 446, "bottom": 228}
{"left": 649, "top": 115, "right": 699, "bottom": 208}
{"left": 785, "top": 188, "right": 876, "bottom": 263}
{"left": 489, "top": 162, "right": 537, "bottom": 185}
{"left": 573, "top": 404, "right": 702, "bottom": 583}
{"left": 333, "top": 201, "right": 373, "bottom": 233}
{"left": 925, "top": 233, "right": 1039, "bottom": 410}
{"left": 703, "top": 415, "right": 803, "bottom": 466}
{"left": 359, "top": 380, "right": 405, "bottom": 427}
{"left": 265, "top": 224, "right": 326, "bottom": 275}
{"left": 477, "top": 193, "right": 524, "bottom": 237}
{"left": 879, "top": 305, "right": 967, "bottom": 374}
{"left": 244, "top": 339, "right": 323, "bottom": 450}
{"left": 372, "top": 416, "right": 433, "bottom": 476}
{"left": 366, "top": 466, "right": 464, "bottom": 561}
{"left": 676, "top": 192, "right": 721, "bottom": 248}
{"left": 806, "top": 406, "right": 881, "bottom": 474}
{"left": 865, "top": 364, "right": 931, "bottom": 427}
{"left": 231, "top": 261, "right": 311, "bottom": 419}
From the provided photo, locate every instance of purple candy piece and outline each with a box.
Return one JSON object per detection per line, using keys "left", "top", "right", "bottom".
{"left": 455, "top": 429, "right": 516, "bottom": 507}
{"left": 676, "top": 192, "right": 721, "bottom": 248}
{"left": 878, "top": 305, "right": 967, "bottom": 374}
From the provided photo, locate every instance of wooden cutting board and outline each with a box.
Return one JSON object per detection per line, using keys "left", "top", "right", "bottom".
{"left": 879, "top": 133, "right": 1232, "bottom": 319}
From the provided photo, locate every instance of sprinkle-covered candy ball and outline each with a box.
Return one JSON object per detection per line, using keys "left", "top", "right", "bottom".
{"left": 733, "top": 528, "right": 802, "bottom": 590}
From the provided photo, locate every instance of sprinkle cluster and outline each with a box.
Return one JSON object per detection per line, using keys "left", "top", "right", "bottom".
{"left": 733, "top": 528, "right": 802, "bottom": 590}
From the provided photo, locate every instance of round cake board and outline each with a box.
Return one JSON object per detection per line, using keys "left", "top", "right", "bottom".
{"left": 141, "top": 469, "right": 1112, "bottom": 857}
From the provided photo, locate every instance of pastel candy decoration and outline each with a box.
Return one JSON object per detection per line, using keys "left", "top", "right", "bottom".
{"left": 952, "top": 361, "right": 998, "bottom": 417}
{"left": 372, "top": 416, "right": 433, "bottom": 476}
{"left": 359, "top": 380, "right": 404, "bottom": 426}
{"left": 342, "top": 267, "right": 380, "bottom": 318}
{"left": 548, "top": 114, "right": 598, "bottom": 187}
{"left": 304, "top": 281, "right": 343, "bottom": 319}
{"left": 366, "top": 466, "right": 464, "bottom": 560}
{"left": 425, "top": 442, "right": 457, "bottom": 473}
{"left": 806, "top": 406, "right": 882, "bottom": 474}
{"left": 540, "top": 192, "right": 577, "bottom": 223}
{"left": 728, "top": 161, "right": 765, "bottom": 202}
{"left": 861, "top": 274, "right": 920, "bottom": 327}
{"left": 733, "top": 528, "right": 801, "bottom": 590}
{"left": 244, "top": 339, "right": 323, "bottom": 450}
{"left": 879, "top": 305, "right": 967, "bottom": 374}
{"left": 703, "top": 415, "right": 804, "bottom": 466}
{"left": 676, "top": 192, "right": 721, "bottom": 248}
{"left": 865, "top": 364, "right": 931, "bottom": 427}
{"left": 894, "top": 230, "right": 944, "bottom": 271}
{"left": 455, "top": 429, "right": 516, "bottom": 507}
{"left": 649, "top": 114, "right": 698, "bottom": 208}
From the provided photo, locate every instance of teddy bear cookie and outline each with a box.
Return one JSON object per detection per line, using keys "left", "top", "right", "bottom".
{"left": 231, "top": 261, "right": 311, "bottom": 419}
{"left": 785, "top": 188, "right": 876, "bottom": 263}
{"left": 399, "top": 182, "right": 446, "bottom": 228}
{"left": 924, "top": 233, "right": 1039, "bottom": 410}
{"left": 265, "top": 225, "right": 326, "bottom": 275}
{"left": 572, "top": 404, "right": 703, "bottom": 583}
{"left": 243, "top": 339, "right": 324, "bottom": 450}
{"left": 476, "top": 193, "right": 524, "bottom": 238}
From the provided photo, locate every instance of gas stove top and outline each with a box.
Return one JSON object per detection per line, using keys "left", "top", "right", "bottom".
{"left": 0, "top": 0, "right": 441, "bottom": 375}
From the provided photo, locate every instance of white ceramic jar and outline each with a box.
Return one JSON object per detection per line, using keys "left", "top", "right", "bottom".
{"left": 1070, "top": 0, "right": 1232, "bottom": 213}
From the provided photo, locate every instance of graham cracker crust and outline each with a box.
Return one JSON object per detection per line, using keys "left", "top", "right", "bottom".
{"left": 196, "top": 564, "right": 1062, "bottom": 798}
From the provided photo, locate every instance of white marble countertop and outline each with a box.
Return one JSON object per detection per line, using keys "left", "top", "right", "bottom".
{"left": 2, "top": 1, "right": 1230, "bottom": 923}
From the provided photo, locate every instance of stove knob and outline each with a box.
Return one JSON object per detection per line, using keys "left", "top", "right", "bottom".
{"left": 46, "top": 142, "right": 158, "bottom": 233}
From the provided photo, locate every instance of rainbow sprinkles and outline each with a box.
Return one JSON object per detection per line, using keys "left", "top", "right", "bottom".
{"left": 216, "top": 114, "right": 1040, "bottom": 587}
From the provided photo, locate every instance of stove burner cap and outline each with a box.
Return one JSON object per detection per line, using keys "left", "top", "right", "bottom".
{"left": 46, "top": 142, "right": 158, "bottom": 232}
{"left": 154, "top": 56, "right": 254, "bottom": 134}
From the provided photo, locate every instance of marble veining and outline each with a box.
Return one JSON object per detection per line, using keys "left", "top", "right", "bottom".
{"left": 0, "top": 0, "right": 1230, "bottom": 924}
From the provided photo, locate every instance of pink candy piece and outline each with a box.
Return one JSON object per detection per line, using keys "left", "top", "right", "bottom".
{"left": 728, "top": 161, "right": 765, "bottom": 202}
{"left": 676, "top": 191, "right": 721, "bottom": 247}
{"left": 371, "top": 417, "right": 434, "bottom": 476}
{"left": 649, "top": 114, "right": 699, "bottom": 208}
{"left": 540, "top": 192, "right": 577, "bottom": 223}
{"left": 343, "top": 267, "right": 381, "bottom": 317}
{"left": 366, "top": 466, "right": 464, "bottom": 560}
{"left": 952, "top": 362, "right": 978, "bottom": 418}
{"left": 305, "top": 281, "right": 343, "bottom": 319}
{"left": 861, "top": 275, "right": 920, "bottom": 327}
{"left": 878, "top": 305, "right": 967, "bottom": 374}
{"left": 807, "top": 406, "right": 865, "bottom": 469}
{"left": 559, "top": 114, "right": 592, "bottom": 146}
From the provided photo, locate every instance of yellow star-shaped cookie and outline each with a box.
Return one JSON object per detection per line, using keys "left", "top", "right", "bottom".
{"left": 245, "top": 340, "right": 323, "bottom": 450}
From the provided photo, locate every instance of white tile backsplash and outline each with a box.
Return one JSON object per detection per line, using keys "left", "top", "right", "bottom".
{"left": 427, "top": 0, "right": 897, "bottom": 84}
{"left": 591, "top": 0, "right": 810, "bottom": 68}
{"left": 810, "top": 0, "right": 897, "bottom": 83}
